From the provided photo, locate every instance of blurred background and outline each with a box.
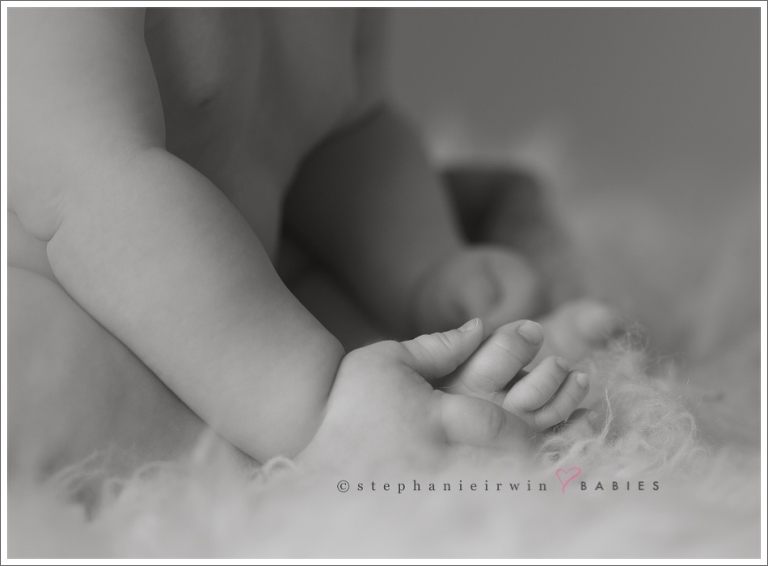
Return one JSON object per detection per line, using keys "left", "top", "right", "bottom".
{"left": 388, "top": 7, "right": 761, "bottom": 359}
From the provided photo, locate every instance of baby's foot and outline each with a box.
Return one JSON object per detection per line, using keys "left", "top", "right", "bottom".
{"left": 533, "top": 299, "right": 623, "bottom": 367}
{"left": 442, "top": 320, "right": 590, "bottom": 431}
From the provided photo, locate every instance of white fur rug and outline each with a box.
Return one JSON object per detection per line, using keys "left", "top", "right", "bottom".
{"left": 6, "top": 147, "right": 763, "bottom": 558}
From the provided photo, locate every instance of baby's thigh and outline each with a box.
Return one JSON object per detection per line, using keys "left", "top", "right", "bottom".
{"left": 7, "top": 267, "right": 215, "bottom": 482}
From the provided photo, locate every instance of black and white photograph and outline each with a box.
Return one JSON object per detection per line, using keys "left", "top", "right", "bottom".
{"left": 2, "top": 1, "right": 765, "bottom": 560}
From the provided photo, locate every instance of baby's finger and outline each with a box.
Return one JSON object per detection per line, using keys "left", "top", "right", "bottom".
{"left": 440, "top": 393, "right": 531, "bottom": 450}
{"left": 531, "top": 370, "right": 590, "bottom": 431}
{"left": 400, "top": 318, "right": 485, "bottom": 381}
{"left": 450, "top": 320, "right": 544, "bottom": 398}
{"left": 503, "top": 356, "right": 570, "bottom": 414}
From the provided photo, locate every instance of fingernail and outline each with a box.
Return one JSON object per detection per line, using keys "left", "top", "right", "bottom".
{"left": 516, "top": 320, "right": 543, "bottom": 345}
{"left": 459, "top": 318, "right": 480, "bottom": 332}
{"left": 575, "top": 372, "right": 589, "bottom": 387}
{"left": 555, "top": 357, "right": 569, "bottom": 372}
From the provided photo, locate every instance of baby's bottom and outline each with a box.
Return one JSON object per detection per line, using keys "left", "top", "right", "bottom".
{"left": 6, "top": 167, "right": 574, "bottom": 483}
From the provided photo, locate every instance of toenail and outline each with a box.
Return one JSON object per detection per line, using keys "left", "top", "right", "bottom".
{"left": 575, "top": 372, "right": 589, "bottom": 387}
{"left": 555, "top": 357, "right": 569, "bottom": 372}
{"left": 516, "top": 321, "right": 543, "bottom": 345}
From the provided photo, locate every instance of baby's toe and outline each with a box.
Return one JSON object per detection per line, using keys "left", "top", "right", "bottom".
{"left": 531, "top": 370, "right": 590, "bottom": 431}
{"left": 450, "top": 320, "right": 544, "bottom": 400}
{"left": 503, "top": 355, "right": 570, "bottom": 414}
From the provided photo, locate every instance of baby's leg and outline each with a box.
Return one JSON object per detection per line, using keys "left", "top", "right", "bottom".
{"left": 443, "top": 320, "right": 589, "bottom": 431}
{"left": 7, "top": 267, "right": 227, "bottom": 485}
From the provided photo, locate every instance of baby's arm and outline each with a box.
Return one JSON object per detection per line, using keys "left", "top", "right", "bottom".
{"left": 9, "top": 8, "right": 343, "bottom": 461}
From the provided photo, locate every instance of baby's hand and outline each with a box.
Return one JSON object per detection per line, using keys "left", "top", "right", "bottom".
{"left": 438, "top": 320, "right": 589, "bottom": 431}
{"left": 298, "top": 319, "right": 533, "bottom": 467}
{"left": 414, "top": 244, "right": 622, "bottom": 365}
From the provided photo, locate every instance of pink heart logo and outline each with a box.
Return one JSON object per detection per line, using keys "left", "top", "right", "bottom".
{"left": 556, "top": 467, "right": 582, "bottom": 493}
